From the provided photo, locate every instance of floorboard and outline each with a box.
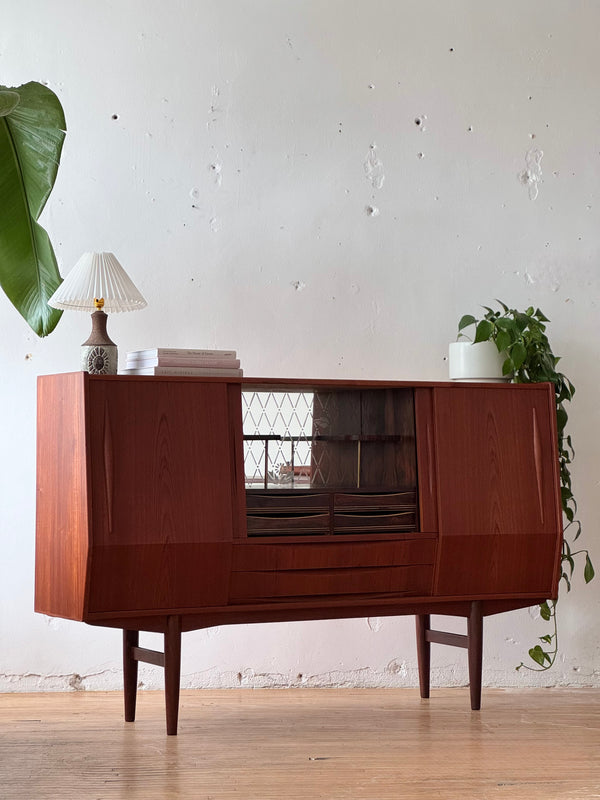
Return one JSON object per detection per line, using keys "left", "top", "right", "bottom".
{"left": 1, "top": 688, "right": 599, "bottom": 799}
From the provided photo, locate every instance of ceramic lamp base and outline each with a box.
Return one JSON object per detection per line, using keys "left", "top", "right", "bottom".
{"left": 81, "top": 343, "right": 118, "bottom": 374}
{"left": 81, "top": 308, "right": 118, "bottom": 374}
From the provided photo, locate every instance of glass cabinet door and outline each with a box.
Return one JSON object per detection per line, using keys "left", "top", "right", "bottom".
{"left": 242, "top": 387, "right": 418, "bottom": 537}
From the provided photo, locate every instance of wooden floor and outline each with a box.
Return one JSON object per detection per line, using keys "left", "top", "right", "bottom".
{"left": 1, "top": 688, "right": 599, "bottom": 799}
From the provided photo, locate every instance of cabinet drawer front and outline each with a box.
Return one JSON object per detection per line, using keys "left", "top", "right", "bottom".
{"left": 246, "top": 492, "right": 329, "bottom": 512}
{"left": 334, "top": 511, "right": 417, "bottom": 532}
{"left": 334, "top": 491, "right": 416, "bottom": 510}
{"left": 230, "top": 564, "right": 433, "bottom": 602}
{"left": 233, "top": 538, "right": 437, "bottom": 572}
{"left": 247, "top": 513, "right": 329, "bottom": 535}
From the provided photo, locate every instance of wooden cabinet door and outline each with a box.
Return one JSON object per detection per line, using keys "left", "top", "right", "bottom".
{"left": 85, "top": 378, "right": 241, "bottom": 614}
{"left": 432, "top": 385, "right": 562, "bottom": 598}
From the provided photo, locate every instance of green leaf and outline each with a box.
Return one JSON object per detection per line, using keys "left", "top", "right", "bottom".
{"left": 474, "top": 319, "right": 494, "bottom": 342}
{"left": 514, "top": 312, "right": 531, "bottom": 332}
{"left": 540, "top": 601, "right": 551, "bottom": 621}
{"left": 565, "top": 554, "right": 575, "bottom": 576}
{"left": 584, "top": 554, "right": 595, "bottom": 583}
{"left": 0, "top": 90, "right": 20, "bottom": 116}
{"left": 556, "top": 407, "right": 568, "bottom": 431}
{"left": 0, "top": 82, "right": 65, "bottom": 336}
{"left": 458, "top": 314, "right": 476, "bottom": 332}
{"left": 495, "top": 317, "right": 515, "bottom": 332}
{"left": 502, "top": 357, "right": 514, "bottom": 376}
{"left": 511, "top": 341, "right": 527, "bottom": 369}
{"left": 495, "top": 329, "right": 511, "bottom": 353}
{"left": 529, "top": 645, "right": 549, "bottom": 667}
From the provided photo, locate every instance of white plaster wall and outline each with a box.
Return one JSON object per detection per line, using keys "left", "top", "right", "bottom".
{"left": 1, "top": 0, "right": 599, "bottom": 692}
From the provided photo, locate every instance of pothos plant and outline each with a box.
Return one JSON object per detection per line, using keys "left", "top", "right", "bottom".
{"left": 0, "top": 81, "right": 66, "bottom": 337}
{"left": 457, "top": 300, "right": 594, "bottom": 670}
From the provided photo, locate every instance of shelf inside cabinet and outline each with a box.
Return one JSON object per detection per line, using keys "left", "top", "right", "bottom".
{"left": 242, "top": 387, "right": 419, "bottom": 536}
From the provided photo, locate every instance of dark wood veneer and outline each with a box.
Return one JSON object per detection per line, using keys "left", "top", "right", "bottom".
{"left": 35, "top": 374, "right": 562, "bottom": 734}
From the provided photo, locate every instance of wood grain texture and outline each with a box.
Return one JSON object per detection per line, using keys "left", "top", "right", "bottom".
{"left": 2, "top": 689, "right": 599, "bottom": 799}
{"left": 83, "top": 379, "right": 240, "bottom": 616}
{"left": 467, "top": 601, "right": 483, "bottom": 710}
{"left": 232, "top": 537, "right": 436, "bottom": 572}
{"left": 432, "top": 384, "right": 562, "bottom": 599}
{"left": 246, "top": 489, "right": 418, "bottom": 537}
{"left": 242, "top": 376, "right": 563, "bottom": 391}
{"left": 414, "top": 388, "right": 438, "bottom": 534}
{"left": 246, "top": 512, "right": 330, "bottom": 535}
{"left": 433, "top": 385, "right": 561, "bottom": 536}
{"left": 227, "top": 383, "right": 248, "bottom": 540}
{"left": 35, "top": 372, "right": 90, "bottom": 620}
{"left": 83, "top": 595, "right": 550, "bottom": 633}
{"left": 86, "top": 542, "right": 232, "bottom": 614}
{"left": 359, "top": 388, "right": 417, "bottom": 488}
{"left": 311, "top": 390, "right": 360, "bottom": 487}
{"left": 335, "top": 490, "right": 416, "bottom": 509}
{"left": 246, "top": 491, "right": 330, "bottom": 511}
{"left": 416, "top": 614, "right": 431, "bottom": 698}
{"left": 88, "top": 378, "right": 238, "bottom": 546}
{"left": 164, "top": 615, "right": 182, "bottom": 735}
{"left": 435, "top": 533, "right": 558, "bottom": 597}
{"left": 123, "top": 629, "right": 139, "bottom": 721}
{"left": 310, "top": 389, "right": 417, "bottom": 491}
{"left": 333, "top": 510, "right": 416, "bottom": 532}
{"left": 229, "top": 563, "right": 433, "bottom": 602}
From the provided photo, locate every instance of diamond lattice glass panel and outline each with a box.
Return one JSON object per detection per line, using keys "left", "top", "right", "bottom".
{"left": 242, "top": 391, "right": 314, "bottom": 489}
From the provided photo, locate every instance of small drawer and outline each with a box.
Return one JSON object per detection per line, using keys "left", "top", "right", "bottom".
{"left": 247, "top": 512, "right": 330, "bottom": 536}
{"left": 229, "top": 564, "right": 433, "bottom": 602}
{"left": 232, "top": 538, "right": 437, "bottom": 572}
{"left": 334, "top": 491, "right": 416, "bottom": 511}
{"left": 334, "top": 511, "right": 417, "bottom": 533}
{"left": 246, "top": 492, "right": 329, "bottom": 512}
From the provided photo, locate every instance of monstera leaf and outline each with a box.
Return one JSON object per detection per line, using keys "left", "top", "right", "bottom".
{"left": 0, "top": 82, "right": 66, "bottom": 337}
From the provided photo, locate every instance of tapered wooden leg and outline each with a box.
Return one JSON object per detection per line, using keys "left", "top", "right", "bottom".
{"left": 164, "top": 616, "right": 182, "bottom": 735}
{"left": 467, "top": 601, "right": 483, "bottom": 710}
{"left": 415, "top": 614, "right": 431, "bottom": 698}
{"left": 123, "top": 629, "right": 139, "bottom": 722}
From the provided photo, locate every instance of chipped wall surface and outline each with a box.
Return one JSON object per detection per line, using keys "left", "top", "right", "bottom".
{"left": 1, "top": 0, "right": 599, "bottom": 692}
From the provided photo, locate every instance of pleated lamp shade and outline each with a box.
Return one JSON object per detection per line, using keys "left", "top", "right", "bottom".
{"left": 48, "top": 252, "right": 147, "bottom": 312}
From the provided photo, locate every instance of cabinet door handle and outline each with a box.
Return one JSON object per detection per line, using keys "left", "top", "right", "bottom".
{"left": 103, "top": 401, "right": 114, "bottom": 535}
{"left": 532, "top": 407, "right": 544, "bottom": 525}
{"left": 426, "top": 420, "right": 434, "bottom": 497}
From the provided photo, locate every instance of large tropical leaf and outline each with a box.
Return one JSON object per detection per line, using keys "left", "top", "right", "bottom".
{"left": 0, "top": 82, "right": 66, "bottom": 337}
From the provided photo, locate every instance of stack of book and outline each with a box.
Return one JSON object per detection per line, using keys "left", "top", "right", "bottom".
{"left": 121, "top": 348, "right": 242, "bottom": 376}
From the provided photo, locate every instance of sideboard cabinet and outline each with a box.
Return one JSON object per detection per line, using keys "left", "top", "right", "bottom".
{"left": 35, "top": 374, "right": 563, "bottom": 733}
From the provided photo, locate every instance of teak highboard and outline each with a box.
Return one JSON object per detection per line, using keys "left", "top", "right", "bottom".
{"left": 35, "top": 373, "right": 563, "bottom": 734}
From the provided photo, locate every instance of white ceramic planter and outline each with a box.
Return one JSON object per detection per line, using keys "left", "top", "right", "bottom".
{"left": 448, "top": 341, "right": 509, "bottom": 382}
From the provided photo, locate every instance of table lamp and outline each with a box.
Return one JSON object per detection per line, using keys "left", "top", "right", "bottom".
{"left": 48, "top": 252, "right": 147, "bottom": 374}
